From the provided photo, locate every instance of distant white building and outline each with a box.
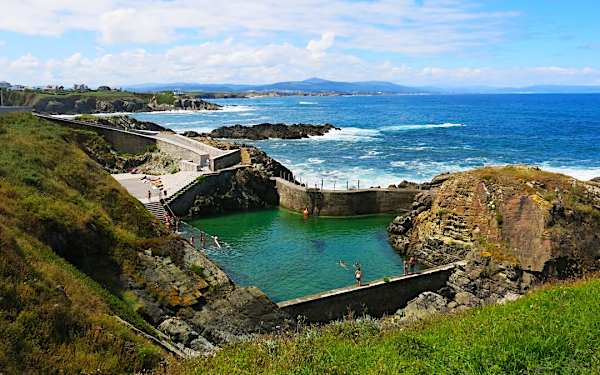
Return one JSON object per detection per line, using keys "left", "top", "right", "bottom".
{"left": 9, "top": 85, "right": 26, "bottom": 91}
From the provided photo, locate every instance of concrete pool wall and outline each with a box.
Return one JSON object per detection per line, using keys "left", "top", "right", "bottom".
{"left": 274, "top": 177, "right": 420, "bottom": 216}
{"left": 278, "top": 262, "right": 462, "bottom": 323}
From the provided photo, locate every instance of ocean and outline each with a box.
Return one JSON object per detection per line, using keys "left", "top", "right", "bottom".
{"left": 132, "top": 94, "right": 600, "bottom": 188}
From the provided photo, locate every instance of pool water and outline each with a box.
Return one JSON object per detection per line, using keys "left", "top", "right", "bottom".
{"left": 189, "top": 208, "right": 407, "bottom": 302}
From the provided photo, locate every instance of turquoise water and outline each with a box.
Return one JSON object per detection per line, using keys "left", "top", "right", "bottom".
{"left": 189, "top": 209, "right": 405, "bottom": 302}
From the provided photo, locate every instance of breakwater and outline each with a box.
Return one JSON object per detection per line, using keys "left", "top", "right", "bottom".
{"left": 278, "top": 262, "right": 462, "bottom": 323}
{"left": 34, "top": 114, "right": 241, "bottom": 171}
{"left": 274, "top": 177, "right": 420, "bottom": 216}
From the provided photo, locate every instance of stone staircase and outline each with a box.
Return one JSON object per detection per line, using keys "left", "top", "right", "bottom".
{"left": 144, "top": 201, "right": 168, "bottom": 223}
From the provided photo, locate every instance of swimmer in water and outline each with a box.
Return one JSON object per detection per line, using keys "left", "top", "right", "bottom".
{"left": 337, "top": 260, "right": 348, "bottom": 269}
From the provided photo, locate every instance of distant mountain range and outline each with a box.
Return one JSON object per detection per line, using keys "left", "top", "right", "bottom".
{"left": 124, "top": 78, "right": 600, "bottom": 95}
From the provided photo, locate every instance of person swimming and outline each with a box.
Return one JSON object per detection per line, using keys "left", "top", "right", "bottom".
{"left": 337, "top": 260, "right": 348, "bottom": 269}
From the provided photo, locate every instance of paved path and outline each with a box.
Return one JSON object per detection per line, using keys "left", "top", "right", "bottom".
{"left": 113, "top": 171, "right": 203, "bottom": 204}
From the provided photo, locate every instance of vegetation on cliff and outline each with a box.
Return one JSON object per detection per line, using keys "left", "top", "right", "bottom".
{"left": 178, "top": 276, "right": 600, "bottom": 374}
{"left": 0, "top": 113, "right": 170, "bottom": 372}
{"left": 0, "top": 113, "right": 290, "bottom": 371}
{"left": 3, "top": 90, "right": 221, "bottom": 114}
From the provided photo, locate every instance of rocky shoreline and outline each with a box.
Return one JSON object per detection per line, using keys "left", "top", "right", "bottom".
{"left": 185, "top": 122, "right": 340, "bottom": 140}
{"left": 32, "top": 94, "right": 221, "bottom": 115}
{"left": 387, "top": 166, "right": 600, "bottom": 323}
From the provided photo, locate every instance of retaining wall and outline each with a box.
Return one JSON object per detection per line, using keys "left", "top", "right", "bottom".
{"left": 278, "top": 263, "right": 460, "bottom": 323}
{"left": 275, "top": 178, "right": 419, "bottom": 216}
{"left": 211, "top": 150, "right": 242, "bottom": 171}
{"left": 167, "top": 166, "right": 248, "bottom": 216}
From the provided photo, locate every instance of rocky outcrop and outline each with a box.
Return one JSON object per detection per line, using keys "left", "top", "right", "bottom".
{"left": 85, "top": 115, "right": 170, "bottom": 132}
{"left": 33, "top": 94, "right": 221, "bottom": 114}
{"left": 388, "top": 166, "right": 600, "bottom": 322}
{"left": 189, "top": 167, "right": 280, "bottom": 217}
{"left": 389, "top": 166, "right": 600, "bottom": 276}
{"left": 200, "top": 123, "right": 340, "bottom": 140}
{"left": 126, "top": 238, "right": 290, "bottom": 355}
{"left": 148, "top": 96, "right": 222, "bottom": 111}
{"left": 34, "top": 96, "right": 149, "bottom": 114}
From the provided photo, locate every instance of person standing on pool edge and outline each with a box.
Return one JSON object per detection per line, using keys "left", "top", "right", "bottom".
{"left": 354, "top": 262, "right": 362, "bottom": 286}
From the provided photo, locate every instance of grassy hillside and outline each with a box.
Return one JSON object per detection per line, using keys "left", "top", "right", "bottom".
{"left": 0, "top": 113, "right": 171, "bottom": 373}
{"left": 1, "top": 89, "right": 151, "bottom": 106}
{"left": 181, "top": 276, "right": 600, "bottom": 374}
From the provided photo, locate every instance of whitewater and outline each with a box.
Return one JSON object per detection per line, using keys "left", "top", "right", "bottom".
{"left": 132, "top": 94, "right": 600, "bottom": 188}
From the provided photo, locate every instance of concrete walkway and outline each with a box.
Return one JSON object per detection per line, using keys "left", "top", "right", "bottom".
{"left": 113, "top": 171, "right": 203, "bottom": 204}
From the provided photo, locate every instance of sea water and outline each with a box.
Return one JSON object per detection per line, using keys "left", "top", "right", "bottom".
{"left": 189, "top": 209, "right": 405, "bottom": 302}
{"left": 133, "top": 94, "right": 600, "bottom": 188}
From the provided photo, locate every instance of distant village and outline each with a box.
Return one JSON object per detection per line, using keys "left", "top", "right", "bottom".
{"left": 0, "top": 81, "right": 121, "bottom": 93}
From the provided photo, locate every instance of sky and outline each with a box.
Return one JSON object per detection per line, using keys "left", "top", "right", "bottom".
{"left": 1, "top": 0, "right": 600, "bottom": 87}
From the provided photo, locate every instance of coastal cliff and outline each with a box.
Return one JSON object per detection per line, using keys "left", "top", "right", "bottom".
{"left": 4, "top": 90, "right": 221, "bottom": 114}
{"left": 193, "top": 123, "right": 339, "bottom": 140}
{"left": 0, "top": 113, "right": 289, "bottom": 372}
{"left": 388, "top": 166, "right": 600, "bottom": 320}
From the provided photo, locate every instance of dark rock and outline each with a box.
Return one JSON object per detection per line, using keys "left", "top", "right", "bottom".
{"left": 204, "top": 123, "right": 340, "bottom": 140}
{"left": 190, "top": 287, "right": 290, "bottom": 345}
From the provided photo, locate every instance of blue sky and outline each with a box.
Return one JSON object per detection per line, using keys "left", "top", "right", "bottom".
{"left": 1, "top": 0, "right": 600, "bottom": 87}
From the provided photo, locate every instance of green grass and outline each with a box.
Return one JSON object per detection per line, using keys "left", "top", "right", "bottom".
{"left": 0, "top": 113, "right": 172, "bottom": 372}
{"left": 181, "top": 277, "right": 600, "bottom": 374}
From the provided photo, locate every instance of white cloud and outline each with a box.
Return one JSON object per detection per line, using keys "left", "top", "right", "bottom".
{"left": 307, "top": 32, "right": 336, "bottom": 55}
{"left": 0, "top": 0, "right": 517, "bottom": 55}
{"left": 3, "top": 41, "right": 600, "bottom": 88}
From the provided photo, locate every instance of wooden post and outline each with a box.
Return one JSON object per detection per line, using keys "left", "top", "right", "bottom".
{"left": 358, "top": 180, "right": 360, "bottom": 190}
{"left": 333, "top": 181, "right": 336, "bottom": 190}
{"left": 346, "top": 180, "right": 349, "bottom": 190}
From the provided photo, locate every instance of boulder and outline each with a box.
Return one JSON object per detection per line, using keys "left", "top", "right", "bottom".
{"left": 397, "top": 292, "right": 448, "bottom": 321}
{"left": 454, "top": 291, "right": 481, "bottom": 307}
{"left": 158, "top": 317, "right": 198, "bottom": 345}
{"left": 189, "top": 336, "right": 216, "bottom": 353}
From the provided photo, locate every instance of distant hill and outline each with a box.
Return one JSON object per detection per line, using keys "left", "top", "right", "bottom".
{"left": 124, "top": 78, "right": 428, "bottom": 94}
{"left": 124, "top": 78, "right": 600, "bottom": 95}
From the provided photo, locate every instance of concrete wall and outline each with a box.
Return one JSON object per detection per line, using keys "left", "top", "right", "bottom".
{"left": 37, "top": 114, "right": 158, "bottom": 154}
{"left": 155, "top": 139, "right": 207, "bottom": 164}
{"left": 278, "top": 263, "right": 460, "bottom": 323}
{"left": 167, "top": 166, "right": 247, "bottom": 216}
{"left": 211, "top": 149, "right": 242, "bottom": 171}
{"left": 275, "top": 178, "right": 419, "bottom": 216}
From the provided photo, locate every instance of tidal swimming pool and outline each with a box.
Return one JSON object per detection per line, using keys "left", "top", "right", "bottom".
{"left": 189, "top": 208, "right": 407, "bottom": 302}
